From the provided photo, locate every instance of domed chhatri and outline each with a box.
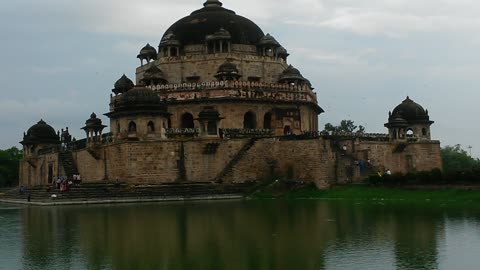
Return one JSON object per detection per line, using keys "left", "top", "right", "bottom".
{"left": 278, "top": 65, "right": 308, "bottom": 84}
{"left": 137, "top": 43, "right": 158, "bottom": 64}
{"left": 21, "top": 119, "right": 60, "bottom": 146}
{"left": 113, "top": 74, "right": 135, "bottom": 95}
{"left": 385, "top": 97, "right": 434, "bottom": 141}
{"left": 390, "top": 96, "right": 432, "bottom": 123}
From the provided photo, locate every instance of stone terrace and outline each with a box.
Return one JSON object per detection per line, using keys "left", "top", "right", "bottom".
{"left": 0, "top": 182, "right": 254, "bottom": 205}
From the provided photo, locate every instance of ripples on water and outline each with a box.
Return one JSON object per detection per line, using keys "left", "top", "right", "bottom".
{"left": 0, "top": 201, "right": 479, "bottom": 270}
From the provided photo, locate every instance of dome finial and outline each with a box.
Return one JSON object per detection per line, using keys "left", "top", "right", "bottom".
{"left": 204, "top": 0, "right": 223, "bottom": 8}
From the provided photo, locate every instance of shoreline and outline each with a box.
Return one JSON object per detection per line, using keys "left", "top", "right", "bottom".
{"left": 0, "top": 194, "right": 244, "bottom": 206}
{"left": 250, "top": 185, "right": 480, "bottom": 205}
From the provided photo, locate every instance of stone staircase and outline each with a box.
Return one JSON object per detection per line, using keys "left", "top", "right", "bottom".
{"left": 215, "top": 138, "right": 257, "bottom": 182}
{"left": 0, "top": 182, "right": 254, "bottom": 203}
{"left": 59, "top": 151, "right": 79, "bottom": 177}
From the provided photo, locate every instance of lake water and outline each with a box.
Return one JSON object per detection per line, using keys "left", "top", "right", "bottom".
{"left": 0, "top": 200, "right": 479, "bottom": 270}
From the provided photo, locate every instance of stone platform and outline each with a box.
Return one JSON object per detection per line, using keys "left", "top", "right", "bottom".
{"left": 0, "top": 182, "right": 253, "bottom": 206}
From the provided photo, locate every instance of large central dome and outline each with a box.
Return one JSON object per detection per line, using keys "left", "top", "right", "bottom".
{"left": 161, "top": 0, "right": 265, "bottom": 46}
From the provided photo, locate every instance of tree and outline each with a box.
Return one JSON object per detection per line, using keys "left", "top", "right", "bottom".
{"left": 441, "top": 144, "right": 480, "bottom": 172}
{"left": 324, "top": 120, "right": 365, "bottom": 134}
{"left": 0, "top": 147, "right": 23, "bottom": 187}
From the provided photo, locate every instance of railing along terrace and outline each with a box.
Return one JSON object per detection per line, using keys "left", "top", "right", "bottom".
{"left": 222, "top": 129, "right": 274, "bottom": 139}
{"left": 300, "top": 131, "right": 390, "bottom": 141}
{"left": 156, "top": 52, "right": 285, "bottom": 64}
{"left": 165, "top": 128, "right": 200, "bottom": 138}
{"left": 145, "top": 81, "right": 317, "bottom": 103}
{"left": 149, "top": 81, "right": 313, "bottom": 92}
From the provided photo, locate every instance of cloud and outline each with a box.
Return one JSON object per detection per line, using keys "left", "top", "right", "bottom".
{"left": 30, "top": 66, "right": 73, "bottom": 75}
{"left": 7, "top": 0, "right": 480, "bottom": 38}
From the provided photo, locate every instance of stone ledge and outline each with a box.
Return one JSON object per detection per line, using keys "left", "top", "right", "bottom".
{"left": 0, "top": 195, "right": 244, "bottom": 206}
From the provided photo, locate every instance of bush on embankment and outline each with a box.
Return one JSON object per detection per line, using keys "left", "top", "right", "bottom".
{"left": 250, "top": 181, "right": 480, "bottom": 204}
{"left": 366, "top": 168, "right": 480, "bottom": 186}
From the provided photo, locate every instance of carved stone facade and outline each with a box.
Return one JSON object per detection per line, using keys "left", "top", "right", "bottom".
{"left": 19, "top": 0, "right": 442, "bottom": 188}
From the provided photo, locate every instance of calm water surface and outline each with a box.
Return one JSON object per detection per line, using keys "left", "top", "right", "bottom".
{"left": 0, "top": 200, "right": 479, "bottom": 270}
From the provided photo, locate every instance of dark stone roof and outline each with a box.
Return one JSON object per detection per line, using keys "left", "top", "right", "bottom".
{"left": 161, "top": 0, "right": 264, "bottom": 46}
{"left": 106, "top": 87, "right": 169, "bottom": 118}
{"left": 198, "top": 106, "right": 222, "bottom": 120}
{"left": 278, "top": 65, "right": 307, "bottom": 83}
{"left": 137, "top": 43, "right": 157, "bottom": 60}
{"left": 217, "top": 61, "right": 238, "bottom": 74}
{"left": 160, "top": 31, "right": 181, "bottom": 47}
{"left": 82, "top": 113, "right": 106, "bottom": 131}
{"left": 259, "top": 34, "right": 280, "bottom": 47}
{"left": 277, "top": 46, "right": 289, "bottom": 56}
{"left": 389, "top": 96, "right": 432, "bottom": 123}
{"left": 113, "top": 74, "right": 135, "bottom": 95}
{"left": 21, "top": 119, "right": 60, "bottom": 145}
{"left": 206, "top": 28, "right": 232, "bottom": 41}
{"left": 142, "top": 65, "right": 166, "bottom": 81}
{"left": 120, "top": 87, "right": 161, "bottom": 105}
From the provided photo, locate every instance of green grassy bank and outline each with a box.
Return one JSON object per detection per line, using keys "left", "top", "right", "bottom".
{"left": 250, "top": 184, "right": 480, "bottom": 204}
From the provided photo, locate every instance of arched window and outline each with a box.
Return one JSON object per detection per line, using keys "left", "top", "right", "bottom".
{"left": 147, "top": 121, "right": 155, "bottom": 133}
{"left": 181, "top": 113, "right": 195, "bottom": 129}
{"left": 263, "top": 112, "right": 272, "bottom": 129}
{"left": 117, "top": 122, "right": 121, "bottom": 133}
{"left": 422, "top": 128, "right": 427, "bottom": 136}
{"left": 243, "top": 112, "right": 256, "bottom": 129}
{"left": 128, "top": 121, "right": 137, "bottom": 132}
{"left": 406, "top": 128, "right": 414, "bottom": 137}
{"left": 207, "top": 121, "right": 217, "bottom": 135}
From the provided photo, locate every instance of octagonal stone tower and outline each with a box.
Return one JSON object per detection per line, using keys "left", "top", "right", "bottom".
{"left": 107, "top": 0, "right": 323, "bottom": 140}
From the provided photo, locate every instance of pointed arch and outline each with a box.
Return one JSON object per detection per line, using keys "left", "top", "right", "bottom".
{"left": 243, "top": 111, "right": 256, "bottom": 129}
{"left": 181, "top": 113, "right": 195, "bottom": 129}
{"left": 147, "top": 121, "right": 155, "bottom": 133}
{"left": 263, "top": 112, "right": 272, "bottom": 129}
{"left": 128, "top": 121, "right": 137, "bottom": 132}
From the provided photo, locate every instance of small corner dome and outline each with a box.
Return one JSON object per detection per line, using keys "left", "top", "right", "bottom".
{"left": 21, "top": 119, "right": 60, "bottom": 145}
{"left": 137, "top": 43, "right": 157, "bottom": 60}
{"left": 259, "top": 34, "right": 280, "bottom": 47}
{"left": 161, "top": 0, "right": 264, "bottom": 46}
{"left": 113, "top": 74, "right": 135, "bottom": 95}
{"left": 278, "top": 65, "right": 307, "bottom": 83}
{"left": 391, "top": 96, "right": 431, "bottom": 122}
{"left": 277, "top": 46, "right": 288, "bottom": 55}
{"left": 119, "top": 86, "right": 162, "bottom": 106}
{"left": 86, "top": 112, "right": 103, "bottom": 126}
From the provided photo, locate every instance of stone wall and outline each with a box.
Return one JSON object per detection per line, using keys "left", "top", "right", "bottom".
{"left": 136, "top": 54, "right": 288, "bottom": 85}
{"left": 19, "top": 152, "right": 59, "bottom": 187}
{"left": 19, "top": 137, "right": 443, "bottom": 188}
{"left": 222, "top": 138, "right": 336, "bottom": 188}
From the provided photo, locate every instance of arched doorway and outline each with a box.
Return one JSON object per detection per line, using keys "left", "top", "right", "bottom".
{"left": 128, "top": 121, "right": 137, "bottom": 132}
{"left": 243, "top": 111, "right": 256, "bottom": 129}
{"left": 181, "top": 113, "right": 195, "bottom": 129}
{"left": 263, "top": 112, "right": 272, "bottom": 129}
{"left": 147, "top": 121, "right": 155, "bottom": 133}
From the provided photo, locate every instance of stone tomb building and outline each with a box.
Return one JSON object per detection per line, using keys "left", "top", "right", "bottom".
{"left": 19, "top": 0, "right": 442, "bottom": 188}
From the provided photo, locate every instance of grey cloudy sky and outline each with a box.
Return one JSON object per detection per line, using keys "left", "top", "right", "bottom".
{"left": 1, "top": 0, "right": 479, "bottom": 156}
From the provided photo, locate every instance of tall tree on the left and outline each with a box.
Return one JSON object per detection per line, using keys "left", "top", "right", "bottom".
{"left": 0, "top": 147, "right": 22, "bottom": 187}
